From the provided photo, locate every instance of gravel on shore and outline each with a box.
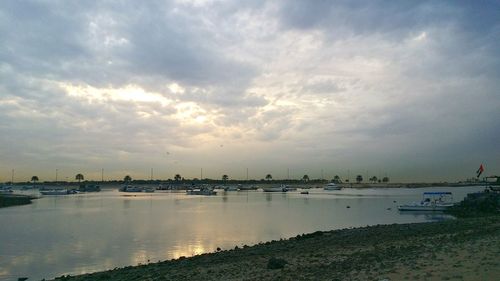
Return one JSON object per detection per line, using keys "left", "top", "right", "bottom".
{"left": 50, "top": 215, "right": 500, "bottom": 281}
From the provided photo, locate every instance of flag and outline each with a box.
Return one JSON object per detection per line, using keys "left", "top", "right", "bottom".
{"left": 476, "top": 164, "right": 484, "bottom": 178}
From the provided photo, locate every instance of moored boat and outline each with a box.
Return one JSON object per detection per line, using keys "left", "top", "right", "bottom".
{"left": 0, "top": 185, "right": 13, "bottom": 193}
{"left": 40, "top": 189, "right": 76, "bottom": 195}
{"left": 224, "top": 185, "right": 240, "bottom": 191}
{"left": 238, "top": 185, "right": 258, "bottom": 191}
{"left": 119, "top": 185, "right": 144, "bottom": 192}
{"left": 262, "top": 185, "right": 287, "bottom": 192}
{"left": 186, "top": 186, "right": 217, "bottom": 196}
{"left": 398, "top": 192, "right": 454, "bottom": 211}
{"left": 323, "top": 183, "right": 341, "bottom": 190}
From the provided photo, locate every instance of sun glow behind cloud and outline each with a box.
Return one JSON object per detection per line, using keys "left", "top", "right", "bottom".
{"left": 62, "top": 83, "right": 171, "bottom": 105}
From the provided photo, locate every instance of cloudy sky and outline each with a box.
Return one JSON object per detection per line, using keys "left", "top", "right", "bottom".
{"left": 1, "top": 0, "right": 498, "bottom": 183}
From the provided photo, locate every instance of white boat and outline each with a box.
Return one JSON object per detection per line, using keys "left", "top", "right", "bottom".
{"left": 186, "top": 186, "right": 217, "bottom": 196}
{"left": 262, "top": 185, "right": 287, "bottom": 192}
{"left": 323, "top": 183, "right": 341, "bottom": 190}
{"left": 40, "top": 189, "right": 74, "bottom": 195}
{"left": 398, "top": 192, "right": 454, "bottom": 211}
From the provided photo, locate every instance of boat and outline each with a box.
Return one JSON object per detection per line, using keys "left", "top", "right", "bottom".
{"left": 78, "top": 184, "right": 101, "bottom": 192}
{"left": 157, "top": 184, "right": 171, "bottom": 190}
{"left": 186, "top": 186, "right": 217, "bottom": 196}
{"left": 144, "top": 187, "right": 155, "bottom": 193}
{"left": 224, "top": 185, "right": 240, "bottom": 191}
{"left": 40, "top": 189, "right": 76, "bottom": 195}
{"left": 238, "top": 185, "right": 258, "bottom": 191}
{"left": 323, "top": 183, "right": 341, "bottom": 190}
{"left": 0, "top": 185, "right": 13, "bottom": 193}
{"left": 262, "top": 185, "right": 288, "bottom": 192}
{"left": 398, "top": 192, "right": 454, "bottom": 211}
{"left": 119, "top": 185, "right": 144, "bottom": 192}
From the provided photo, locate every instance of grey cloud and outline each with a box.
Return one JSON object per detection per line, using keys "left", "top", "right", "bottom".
{"left": 0, "top": 1, "right": 499, "bottom": 181}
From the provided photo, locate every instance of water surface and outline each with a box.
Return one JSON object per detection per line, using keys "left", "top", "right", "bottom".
{"left": 0, "top": 186, "right": 483, "bottom": 280}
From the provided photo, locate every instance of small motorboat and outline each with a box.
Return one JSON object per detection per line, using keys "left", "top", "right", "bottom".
{"left": 398, "top": 192, "right": 454, "bottom": 211}
{"left": 224, "top": 185, "right": 240, "bottom": 191}
{"left": 186, "top": 186, "right": 217, "bottom": 196}
{"left": 323, "top": 183, "right": 341, "bottom": 190}
{"left": 40, "top": 189, "right": 74, "bottom": 195}
{"left": 262, "top": 185, "right": 288, "bottom": 192}
{"left": 119, "top": 186, "right": 144, "bottom": 192}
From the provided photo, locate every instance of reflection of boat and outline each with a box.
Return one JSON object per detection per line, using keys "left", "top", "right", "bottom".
{"left": 398, "top": 192, "right": 454, "bottom": 211}
{"left": 186, "top": 186, "right": 217, "bottom": 196}
{"left": 262, "top": 185, "right": 287, "bottom": 192}
{"left": 324, "top": 183, "right": 341, "bottom": 190}
{"left": 398, "top": 210, "right": 455, "bottom": 221}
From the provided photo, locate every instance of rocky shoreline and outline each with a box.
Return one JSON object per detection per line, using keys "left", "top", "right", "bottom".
{"left": 50, "top": 213, "right": 500, "bottom": 281}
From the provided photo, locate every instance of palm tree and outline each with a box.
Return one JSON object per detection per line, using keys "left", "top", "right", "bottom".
{"left": 222, "top": 174, "right": 229, "bottom": 182}
{"left": 333, "top": 175, "right": 341, "bottom": 183}
{"left": 371, "top": 176, "right": 378, "bottom": 183}
{"left": 302, "top": 175, "right": 309, "bottom": 182}
{"left": 382, "top": 176, "right": 389, "bottom": 183}
{"left": 356, "top": 175, "right": 363, "bottom": 183}
{"left": 265, "top": 174, "right": 272, "bottom": 181}
{"left": 31, "top": 176, "right": 39, "bottom": 185}
{"left": 124, "top": 175, "right": 132, "bottom": 182}
{"left": 75, "top": 173, "right": 84, "bottom": 183}
{"left": 174, "top": 174, "right": 182, "bottom": 182}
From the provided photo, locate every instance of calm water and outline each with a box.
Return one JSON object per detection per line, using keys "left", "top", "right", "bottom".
{"left": 0, "top": 186, "right": 483, "bottom": 280}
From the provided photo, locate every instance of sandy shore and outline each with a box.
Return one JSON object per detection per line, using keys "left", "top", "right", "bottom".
{"left": 50, "top": 215, "right": 500, "bottom": 281}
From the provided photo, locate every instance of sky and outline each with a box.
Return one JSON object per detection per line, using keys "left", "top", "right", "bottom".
{"left": 0, "top": 0, "right": 499, "bottom": 183}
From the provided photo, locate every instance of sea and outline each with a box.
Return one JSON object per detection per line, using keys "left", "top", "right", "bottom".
{"left": 0, "top": 185, "right": 483, "bottom": 280}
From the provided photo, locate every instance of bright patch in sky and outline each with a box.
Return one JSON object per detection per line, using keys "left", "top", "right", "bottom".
{"left": 62, "top": 84, "right": 171, "bottom": 105}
